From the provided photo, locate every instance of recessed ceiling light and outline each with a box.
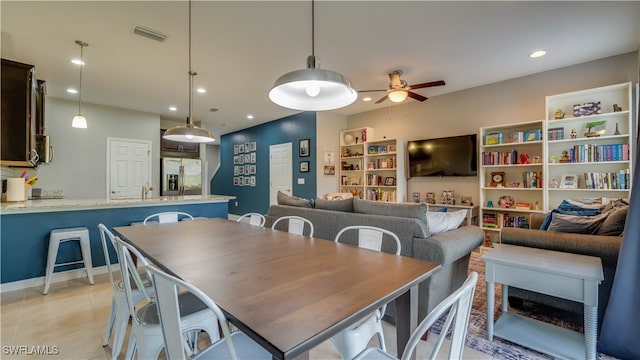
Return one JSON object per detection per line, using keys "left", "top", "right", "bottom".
{"left": 363, "top": 97, "right": 372, "bottom": 102}
{"left": 196, "top": 88, "right": 206, "bottom": 94}
{"left": 66, "top": 88, "right": 78, "bottom": 94}
{"left": 247, "top": 115, "right": 254, "bottom": 120}
{"left": 71, "top": 59, "right": 84, "bottom": 66}
{"left": 529, "top": 50, "right": 546, "bottom": 58}
{"left": 169, "top": 106, "right": 177, "bottom": 111}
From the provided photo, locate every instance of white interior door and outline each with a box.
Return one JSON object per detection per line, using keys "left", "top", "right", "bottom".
{"left": 269, "top": 143, "right": 292, "bottom": 205}
{"left": 108, "top": 137, "right": 151, "bottom": 199}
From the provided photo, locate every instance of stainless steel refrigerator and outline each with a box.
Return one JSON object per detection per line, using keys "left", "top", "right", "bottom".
{"left": 161, "top": 157, "right": 202, "bottom": 196}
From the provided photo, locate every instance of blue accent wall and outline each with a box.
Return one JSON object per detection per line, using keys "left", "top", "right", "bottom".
{"left": 0, "top": 203, "right": 228, "bottom": 284}
{"left": 211, "top": 112, "right": 317, "bottom": 216}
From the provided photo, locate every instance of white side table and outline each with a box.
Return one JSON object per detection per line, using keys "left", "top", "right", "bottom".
{"left": 482, "top": 244, "right": 603, "bottom": 360}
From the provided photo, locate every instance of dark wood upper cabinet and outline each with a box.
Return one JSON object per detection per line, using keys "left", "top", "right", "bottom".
{"left": 160, "top": 129, "right": 200, "bottom": 158}
{"left": 1, "top": 59, "right": 38, "bottom": 167}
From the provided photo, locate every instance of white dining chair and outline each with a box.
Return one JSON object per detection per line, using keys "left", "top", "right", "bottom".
{"left": 98, "top": 223, "right": 154, "bottom": 360}
{"left": 113, "top": 236, "right": 220, "bottom": 360}
{"left": 143, "top": 211, "right": 194, "bottom": 224}
{"left": 353, "top": 272, "right": 478, "bottom": 360}
{"left": 236, "top": 212, "right": 266, "bottom": 227}
{"left": 271, "top": 215, "right": 314, "bottom": 237}
{"left": 145, "top": 263, "right": 272, "bottom": 360}
{"left": 331, "top": 225, "right": 402, "bottom": 360}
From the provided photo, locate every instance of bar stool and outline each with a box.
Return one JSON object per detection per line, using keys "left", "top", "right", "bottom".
{"left": 43, "top": 227, "right": 94, "bottom": 295}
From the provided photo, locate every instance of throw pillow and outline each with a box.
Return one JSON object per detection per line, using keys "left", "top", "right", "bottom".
{"left": 547, "top": 212, "right": 608, "bottom": 234}
{"left": 277, "top": 191, "right": 314, "bottom": 208}
{"left": 353, "top": 198, "right": 429, "bottom": 225}
{"left": 427, "top": 210, "right": 468, "bottom": 233}
{"left": 539, "top": 201, "right": 601, "bottom": 230}
{"left": 314, "top": 198, "right": 354, "bottom": 212}
{"left": 595, "top": 205, "right": 628, "bottom": 236}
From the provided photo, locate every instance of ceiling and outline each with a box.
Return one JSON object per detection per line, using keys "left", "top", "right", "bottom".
{"left": 2, "top": 1, "right": 638, "bottom": 139}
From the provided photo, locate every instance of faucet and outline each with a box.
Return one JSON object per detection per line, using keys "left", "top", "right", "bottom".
{"left": 141, "top": 183, "right": 153, "bottom": 200}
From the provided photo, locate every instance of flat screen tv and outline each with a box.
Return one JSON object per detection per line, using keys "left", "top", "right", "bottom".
{"left": 407, "top": 134, "right": 478, "bottom": 177}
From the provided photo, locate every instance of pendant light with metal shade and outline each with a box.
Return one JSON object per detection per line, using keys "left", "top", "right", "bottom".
{"left": 268, "top": 0, "right": 357, "bottom": 111}
{"left": 72, "top": 40, "right": 88, "bottom": 129}
{"left": 163, "top": 0, "right": 215, "bottom": 144}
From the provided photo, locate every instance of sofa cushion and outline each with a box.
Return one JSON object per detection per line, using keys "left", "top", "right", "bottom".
{"left": 314, "top": 197, "right": 354, "bottom": 212}
{"left": 596, "top": 205, "right": 628, "bottom": 236}
{"left": 427, "top": 210, "right": 467, "bottom": 233}
{"left": 353, "top": 198, "right": 428, "bottom": 225}
{"left": 547, "top": 212, "right": 608, "bottom": 234}
{"left": 277, "top": 191, "right": 314, "bottom": 208}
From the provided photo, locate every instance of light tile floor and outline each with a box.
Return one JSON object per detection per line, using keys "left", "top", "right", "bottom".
{"left": 1, "top": 274, "right": 491, "bottom": 359}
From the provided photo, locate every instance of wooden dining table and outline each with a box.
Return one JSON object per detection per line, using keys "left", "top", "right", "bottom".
{"left": 113, "top": 218, "right": 440, "bottom": 359}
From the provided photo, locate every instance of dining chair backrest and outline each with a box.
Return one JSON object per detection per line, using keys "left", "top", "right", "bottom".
{"left": 236, "top": 213, "right": 266, "bottom": 227}
{"left": 143, "top": 211, "right": 194, "bottom": 224}
{"left": 271, "top": 216, "right": 314, "bottom": 237}
{"left": 113, "top": 236, "right": 154, "bottom": 319}
{"left": 353, "top": 271, "right": 478, "bottom": 360}
{"left": 334, "top": 225, "right": 401, "bottom": 255}
{"left": 145, "top": 263, "right": 237, "bottom": 360}
{"left": 98, "top": 223, "right": 118, "bottom": 289}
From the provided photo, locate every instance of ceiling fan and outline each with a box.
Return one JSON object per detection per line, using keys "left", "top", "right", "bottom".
{"left": 359, "top": 70, "right": 445, "bottom": 104}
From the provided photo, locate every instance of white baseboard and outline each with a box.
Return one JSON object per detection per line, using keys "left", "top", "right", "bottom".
{"left": 0, "top": 264, "right": 116, "bottom": 294}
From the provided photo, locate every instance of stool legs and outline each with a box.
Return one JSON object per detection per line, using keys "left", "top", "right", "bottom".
{"left": 43, "top": 236, "right": 61, "bottom": 295}
{"left": 79, "top": 235, "right": 95, "bottom": 285}
{"left": 43, "top": 228, "right": 94, "bottom": 295}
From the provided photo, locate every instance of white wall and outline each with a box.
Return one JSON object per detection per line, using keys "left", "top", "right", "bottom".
{"left": 316, "top": 112, "right": 347, "bottom": 197}
{"left": 36, "top": 97, "right": 161, "bottom": 199}
{"left": 204, "top": 144, "right": 220, "bottom": 194}
{"left": 347, "top": 52, "right": 638, "bottom": 206}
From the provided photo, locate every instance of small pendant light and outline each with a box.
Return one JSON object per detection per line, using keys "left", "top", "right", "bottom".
{"left": 163, "top": 0, "right": 215, "bottom": 143}
{"left": 72, "top": 40, "right": 88, "bottom": 128}
{"left": 268, "top": 0, "right": 357, "bottom": 111}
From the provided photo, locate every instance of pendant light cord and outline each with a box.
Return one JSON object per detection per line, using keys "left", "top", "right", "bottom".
{"left": 311, "top": 0, "right": 315, "bottom": 57}
{"left": 187, "top": 0, "right": 194, "bottom": 127}
{"left": 76, "top": 41, "right": 88, "bottom": 114}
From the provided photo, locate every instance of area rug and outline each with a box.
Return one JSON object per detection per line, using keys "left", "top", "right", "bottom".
{"left": 431, "top": 251, "right": 618, "bottom": 360}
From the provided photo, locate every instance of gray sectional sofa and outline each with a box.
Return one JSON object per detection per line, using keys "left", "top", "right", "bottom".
{"left": 264, "top": 196, "right": 484, "bottom": 323}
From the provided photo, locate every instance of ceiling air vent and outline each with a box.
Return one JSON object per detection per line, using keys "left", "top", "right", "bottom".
{"left": 133, "top": 25, "right": 168, "bottom": 42}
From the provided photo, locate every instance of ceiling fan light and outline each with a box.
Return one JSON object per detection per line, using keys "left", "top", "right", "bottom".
{"left": 269, "top": 68, "right": 357, "bottom": 111}
{"left": 72, "top": 114, "right": 87, "bottom": 128}
{"left": 388, "top": 90, "right": 408, "bottom": 103}
{"left": 163, "top": 123, "right": 215, "bottom": 143}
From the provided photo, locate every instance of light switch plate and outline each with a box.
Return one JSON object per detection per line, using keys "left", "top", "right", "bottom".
{"left": 297, "top": 178, "right": 305, "bottom": 184}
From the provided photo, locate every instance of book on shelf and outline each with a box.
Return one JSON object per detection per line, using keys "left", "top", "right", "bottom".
{"left": 522, "top": 171, "right": 542, "bottom": 188}
{"left": 515, "top": 202, "right": 532, "bottom": 210}
{"left": 566, "top": 143, "right": 628, "bottom": 163}
{"left": 583, "top": 169, "right": 630, "bottom": 190}
{"left": 507, "top": 132, "right": 524, "bottom": 143}
{"left": 548, "top": 127, "right": 565, "bottom": 140}
{"left": 482, "top": 213, "right": 498, "bottom": 228}
{"left": 485, "top": 133, "right": 503, "bottom": 145}
{"left": 524, "top": 129, "right": 542, "bottom": 141}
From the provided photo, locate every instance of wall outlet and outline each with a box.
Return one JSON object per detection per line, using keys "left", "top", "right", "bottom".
{"left": 235, "top": 201, "right": 238, "bottom": 206}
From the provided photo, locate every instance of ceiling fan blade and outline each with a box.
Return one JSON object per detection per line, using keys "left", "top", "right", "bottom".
{"left": 408, "top": 80, "right": 446, "bottom": 90}
{"left": 358, "top": 89, "right": 387, "bottom": 93}
{"left": 375, "top": 95, "right": 389, "bottom": 104}
{"left": 407, "top": 91, "right": 428, "bottom": 102}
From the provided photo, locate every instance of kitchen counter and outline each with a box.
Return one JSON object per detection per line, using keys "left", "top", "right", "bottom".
{"left": 0, "top": 195, "right": 235, "bottom": 214}
{"left": 1, "top": 195, "right": 234, "bottom": 287}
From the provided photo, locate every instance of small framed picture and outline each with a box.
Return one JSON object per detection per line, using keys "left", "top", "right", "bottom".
{"left": 238, "top": 166, "right": 244, "bottom": 175}
{"left": 233, "top": 177, "right": 239, "bottom": 186}
{"left": 234, "top": 166, "right": 239, "bottom": 176}
{"left": 250, "top": 142, "right": 257, "bottom": 151}
{"left": 238, "top": 143, "right": 245, "bottom": 153}
{"left": 250, "top": 152, "right": 256, "bottom": 163}
{"left": 300, "top": 161, "right": 309, "bottom": 172}
{"left": 384, "top": 177, "right": 395, "bottom": 186}
{"left": 341, "top": 175, "right": 348, "bottom": 185}
{"left": 244, "top": 154, "right": 250, "bottom": 163}
{"left": 250, "top": 176, "right": 256, "bottom": 187}
{"left": 560, "top": 174, "right": 578, "bottom": 189}
{"left": 249, "top": 165, "right": 256, "bottom": 174}
{"left": 233, "top": 155, "right": 238, "bottom": 164}
{"left": 532, "top": 155, "right": 541, "bottom": 164}
{"left": 244, "top": 165, "right": 250, "bottom": 174}
{"left": 299, "top": 139, "right": 310, "bottom": 157}
{"left": 412, "top": 192, "right": 420, "bottom": 203}
{"left": 233, "top": 144, "right": 239, "bottom": 155}
{"left": 244, "top": 176, "right": 250, "bottom": 186}
{"left": 388, "top": 144, "right": 397, "bottom": 153}
{"left": 244, "top": 142, "right": 250, "bottom": 152}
